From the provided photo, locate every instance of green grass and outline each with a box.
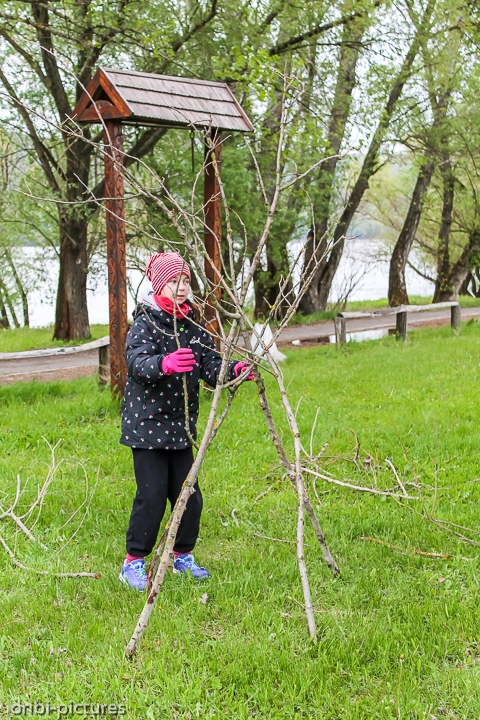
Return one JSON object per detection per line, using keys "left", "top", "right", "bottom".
{"left": 0, "top": 325, "right": 109, "bottom": 353}
{"left": 287, "top": 294, "right": 480, "bottom": 326}
{"left": 2, "top": 323, "right": 480, "bottom": 717}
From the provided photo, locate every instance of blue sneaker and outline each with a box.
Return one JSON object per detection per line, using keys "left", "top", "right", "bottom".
{"left": 119, "top": 559, "right": 147, "bottom": 592}
{"left": 173, "top": 553, "right": 210, "bottom": 580}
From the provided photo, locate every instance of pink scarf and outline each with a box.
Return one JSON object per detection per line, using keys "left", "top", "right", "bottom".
{"left": 154, "top": 294, "right": 191, "bottom": 319}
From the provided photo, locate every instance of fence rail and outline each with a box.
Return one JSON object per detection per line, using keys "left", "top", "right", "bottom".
{"left": 0, "top": 336, "right": 110, "bottom": 386}
{"left": 334, "top": 302, "right": 461, "bottom": 346}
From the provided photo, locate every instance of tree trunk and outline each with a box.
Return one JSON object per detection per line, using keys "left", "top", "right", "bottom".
{"left": 53, "top": 214, "right": 90, "bottom": 340}
{"left": 470, "top": 269, "right": 480, "bottom": 298}
{"left": 299, "top": 25, "right": 363, "bottom": 314}
{"left": 301, "top": 1, "right": 434, "bottom": 312}
{"left": 458, "top": 271, "right": 475, "bottom": 297}
{"left": 432, "top": 159, "right": 455, "bottom": 302}
{"left": 388, "top": 73, "right": 452, "bottom": 308}
{"left": 436, "top": 229, "right": 480, "bottom": 300}
{"left": 253, "top": 234, "right": 294, "bottom": 320}
{"left": 249, "top": 42, "right": 298, "bottom": 319}
{"left": 0, "top": 289, "right": 10, "bottom": 329}
{"left": 4, "top": 249, "right": 29, "bottom": 326}
{"left": 0, "top": 276, "right": 19, "bottom": 328}
{"left": 388, "top": 159, "right": 436, "bottom": 306}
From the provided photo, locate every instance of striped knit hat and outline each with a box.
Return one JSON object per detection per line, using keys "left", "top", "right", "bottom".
{"left": 145, "top": 252, "right": 191, "bottom": 294}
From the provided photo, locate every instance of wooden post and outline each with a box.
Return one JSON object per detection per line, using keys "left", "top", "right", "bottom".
{"left": 396, "top": 311, "right": 407, "bottom": 343}
{"left": 98, "top": 344, "right": 110, "bottom": 387}
{"left": 104, "top": 120, "right": 128, "bottom": 396}
{"left": 334, "top": 316, "right": 346, "bottom": 347}
{"left": 451, "top": 303, "right": 461, "bottom": 332}
{"left": 204, "top": 129, "right": 222, "bottom": 348}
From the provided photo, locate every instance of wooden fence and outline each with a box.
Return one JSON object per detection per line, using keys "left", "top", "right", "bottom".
{"left": 0, "top": 336, "right": 110, "bottom": 386}
{"left": 333, "top": 302, "right": 462, "bottom": 347}
{"left": 0, "top": 303, "right": 469, "bottom": 384}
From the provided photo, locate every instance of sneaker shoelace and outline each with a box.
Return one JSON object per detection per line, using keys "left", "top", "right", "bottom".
{"left": 179, "top": 555, "right": 205, "bottom": 570}
{"left": 129, "top": 559, "right": 147, "bottom": 577}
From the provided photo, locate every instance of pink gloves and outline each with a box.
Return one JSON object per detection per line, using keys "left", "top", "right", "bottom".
{"left": 162, "top": 351, "right": 253, "bottom": 379}
{"left": 234, "top": 362, "right": 254, "bottom": 380}
{"left": 162, "top": 348, "right": 195, "bottom": 375}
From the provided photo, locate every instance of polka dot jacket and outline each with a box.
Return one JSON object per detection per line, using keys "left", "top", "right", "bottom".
{"left": 120, "top": 299, "right": 237, "bottom": 450}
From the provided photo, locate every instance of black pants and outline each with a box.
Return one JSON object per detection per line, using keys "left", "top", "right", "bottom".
{"left": 126, "top": 447, "right": 202, "bottom": 557}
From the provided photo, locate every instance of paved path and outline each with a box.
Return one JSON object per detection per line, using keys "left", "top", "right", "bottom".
{"left": 277, "top": 305, "right": 480, "bottom": 345}
{"left": 0, "top": 337, "right": 109, "bottom": 385}
{"left": 1, "top": 306, "right": 479, "bottom": 384}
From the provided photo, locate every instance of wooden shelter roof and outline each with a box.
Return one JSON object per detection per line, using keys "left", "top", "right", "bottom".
{"left": 72, "top": 67, "right": 254, "bottom": 132}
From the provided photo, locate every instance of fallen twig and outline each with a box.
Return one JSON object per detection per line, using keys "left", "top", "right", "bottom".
{"left": 433, "top": 518, "right": 480, "bottom": 536}
{"left": 0, "top": 536, "right": 100, "bottom": 578}
{"left": 288, "top": 595, "right": 330, "bottom": 614}
{"left": 231, "top": 508, "right": 240, "bottom": 527}
{"left": 253, "top": 485, "right": 275, "bottom": 505}
{"left": 54, "top": 469, "right": 100, "bottom": 556}
{"left": 359, "top": 536, "right": 473, "bottom": 562}
{"left": 8, "top": 511, "right": 48, "bottom": 550}
{"left": 384, "top": 458, "right": 408, "bottom": 498}
{"left": 253, "top": 531, "right": 311, "bottom": 546}
{"left": 391, "top": 496, "right": 480, "bottom": 547}
{"left": 302, "top": 465, "right": 420, "bottom": 499}
{"left": 312, "top": 476, "right": 332, "bottom": 505}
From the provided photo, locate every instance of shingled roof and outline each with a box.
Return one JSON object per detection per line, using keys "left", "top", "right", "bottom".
{"left": 72, "top": 67, "right": 254, "bottom": 133}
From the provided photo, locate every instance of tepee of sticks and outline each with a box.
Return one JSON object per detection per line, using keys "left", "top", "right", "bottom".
{"left": 19, "top": 68, "right": 478, "bottom": 656}
{"left": 105, "top": 73, "right": 347, "bottom": 655}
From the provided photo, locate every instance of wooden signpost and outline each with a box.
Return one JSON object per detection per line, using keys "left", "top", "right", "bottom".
{"left": 103, "top": 120, "right": 128, "bottom": 395}
{"left": 203, "top": 129, "right": 223, "bottom": 335}
{"left": 73, "top": 67, "right": 253, "bottom": 396}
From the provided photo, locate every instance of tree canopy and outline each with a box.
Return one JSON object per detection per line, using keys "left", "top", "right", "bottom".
{"left": 1, "top": 0, "right": 480, "bottom": 334}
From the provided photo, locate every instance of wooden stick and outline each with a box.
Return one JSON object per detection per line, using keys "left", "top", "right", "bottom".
{"left": 146, "top": 526, "right": 168, "bottom": 594}
{"left": 253, "top": 485, "right": 274, "bottom": 505}
{"left": 231, "top": 508, "right": 240, "bottom": 527}
{"left": 246, "top": 345, "right": 340, "bottom": 577}
{"left": 289, "top": 384, "right": 316, "bottom": 638}
{"left": 302, "top": 465, "right": 420, "bottom": 500}
{"left": 391, "top": 495, "right": 480, "bottom": 547}
{"left": 0, "top": 537, "right": 100, "bottom": 578}
{"left": 254, "top": 531, "right": 311, "bottom": 546}
{"left": 54, "top": 471, "right": 99, "bottom": 556}
{"left": 384, "top": 458, "right": 408, "bottom": 497}
{"left": 433, "top": 518, "right": 480, "bottom": 536}
{"left": 8, "top": 512, "right": 48, "bottom": 550}
{"left": 359, "top": 536, "right": 473, "bottom": 562}
{"left": 248, "top": 308, "right": 318, "bottom": 638}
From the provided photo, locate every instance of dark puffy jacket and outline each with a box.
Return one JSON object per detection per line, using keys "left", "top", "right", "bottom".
{"left": 120, "top": 296, "right": 236, "bottom": 450}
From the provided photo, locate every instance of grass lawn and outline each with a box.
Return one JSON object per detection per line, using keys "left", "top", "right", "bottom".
{"left": 0, "top": 325, "right": 109, "bottom": 353}
{"left": 1, "top": 323, "right": 480, "bottom": 718}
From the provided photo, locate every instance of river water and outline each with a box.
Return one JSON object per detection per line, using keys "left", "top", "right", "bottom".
{"left": 22, "top": 240, "right": 433, "bottom": 328}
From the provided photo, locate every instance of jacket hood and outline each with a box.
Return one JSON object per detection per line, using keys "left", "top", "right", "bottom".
{"left": 137, "top": 287, "right": 159, "bottom": 310}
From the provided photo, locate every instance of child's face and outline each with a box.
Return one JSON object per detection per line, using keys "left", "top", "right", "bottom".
{"left": 160, "top": 273, "right": 190, "bottom": 304}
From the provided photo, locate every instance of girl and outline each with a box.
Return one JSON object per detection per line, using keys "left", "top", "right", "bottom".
{"left": 119, "top": 252, "right": 252, "bottom": 591}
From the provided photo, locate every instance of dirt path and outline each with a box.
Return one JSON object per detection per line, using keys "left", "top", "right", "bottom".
{"left": 0, "top": 337, "right": 109, "bottom": 385}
